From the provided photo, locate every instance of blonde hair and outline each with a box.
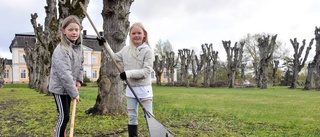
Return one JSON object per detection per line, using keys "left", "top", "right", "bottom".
{"left": 129, "top": 22, "right": 150, "bottom": 47}
{"left": 60, "top": 15, "right": 82, "bottom": 47}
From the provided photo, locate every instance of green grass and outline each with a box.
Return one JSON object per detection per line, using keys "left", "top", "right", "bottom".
{"left": 1, "top": 84, "right": 320, "bottom": 136}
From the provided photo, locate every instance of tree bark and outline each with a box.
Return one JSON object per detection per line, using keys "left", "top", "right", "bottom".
{"left": 153, "top": 55, "right": 165, "bottom": 86}
{"left": 28, "top": 0, "right": 89, "bottom": 94}
{"left": 314, "top": 27, "right": 320, "bottom": 90}
{"left": 240, "top": 63, "right": 246, "bottom": 85}
{"left": 305, "top": 27, "right": 320, "bottom": 90}
{"left": 290, "top": 38, "right": 313, "bottom": 89}
{"left": 271, "top": 60, "right": 279, "bottom": 86}
{"left": 222, "top": 41, "right": 245, "bottom": 88}
{"left": 166, "top": 51, "right": 178, "bottom": 86}
{"left": 304, "top": 62, "right": 315, "bottom": 90}
{"left": 0, "top": 58, "right": 6, "bottom": 88}
{"left": 87, "top": 0, "right": 133, "bottom": 115}
{"left": 257, "top": 35, "right": 277, "bottom": 89}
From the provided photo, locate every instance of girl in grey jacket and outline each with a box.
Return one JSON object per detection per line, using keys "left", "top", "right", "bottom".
{"left": 49, "top": 15, "right": 84, "bottom": 137}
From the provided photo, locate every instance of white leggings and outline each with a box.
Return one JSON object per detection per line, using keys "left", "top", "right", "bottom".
{"left": 127, "top": 97, "right": 153, "bottom": 125}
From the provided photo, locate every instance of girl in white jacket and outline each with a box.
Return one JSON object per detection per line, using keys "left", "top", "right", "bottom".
{"left": 98, "top": 22, "right": 154, "bottom": 137}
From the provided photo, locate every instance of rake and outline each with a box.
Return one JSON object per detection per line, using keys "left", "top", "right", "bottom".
{"left": 80, "top": 2, "right": 174, "bottom": 137}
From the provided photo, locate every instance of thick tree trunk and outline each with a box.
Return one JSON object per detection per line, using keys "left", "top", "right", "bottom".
{"left": 165, "top": 51, "right": 177, "bottom": 86}
{"left": 313, "top": 27, "right": 320, "bottom": 90}
{"left": 178, "top": 49, "right": 185, "bottom": 85}
{"left": 222, "top": 41, "right": 244, "bottom": 88}
{"left": 201, "top": 43, "right": 216, "bottom": 87}
{"left": 253, "top": 62, "right": 260, "bottom": 87}
{"left": 153, "top": 55, "right": 165, "bottom": 86}
{"left": 304, "top": 62, "right": 315, "bottom": 90}
{"left": 0, "top": 58, "right": 6, "bottom": 88}
{"left": 240, "top": 63, "right": 246, "bottom": 85}
{"left": 28, "top": 0, "right": 89, "bottom": 94}
{"left": 87, "top": 0, "right": 133, "bottom": 115}
{"left": 191, "top": 54, "right": 204, "bottom": 87}
{"left": 271, "top": 60, "right": 279, "bottom": 86}
{"left": 290, "top": 38, "right": 313, "bottom": 89}
{"left": 257, "top": 35, "right": 277, "bottom": 89}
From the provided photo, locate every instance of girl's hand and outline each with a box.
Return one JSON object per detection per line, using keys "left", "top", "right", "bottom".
{"left": 76, "top": 81, "right": 81, "bottom": 90}
{"left": 74, "top": 95, "right": 80, "bottom": 103}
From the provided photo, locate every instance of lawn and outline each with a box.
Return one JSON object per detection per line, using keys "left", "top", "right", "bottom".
{"left": 1, "top": 83, "right": 320, "bottom": 136}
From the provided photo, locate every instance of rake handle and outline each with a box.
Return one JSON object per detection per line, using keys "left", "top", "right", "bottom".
{"left": 70, "top": 99, "right": 77, "bottom": 137}
{"left": 79, "top": 2, "right": 145, "bottom": 108}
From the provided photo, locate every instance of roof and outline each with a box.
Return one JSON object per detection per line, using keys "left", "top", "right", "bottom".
{"left": 5, "top": 59, "right": 12, "bottom": 65}
{"left": 9, "top": 31, "right": 103, "bottom": 52}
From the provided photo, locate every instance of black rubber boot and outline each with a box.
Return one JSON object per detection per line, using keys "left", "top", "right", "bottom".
{"left": 128, "top": 125, "right": 138, "bottom": 137}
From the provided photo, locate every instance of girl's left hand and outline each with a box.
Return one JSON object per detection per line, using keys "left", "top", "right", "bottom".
{"left": 76, "top": 81, "right": 81, "bottom": 90}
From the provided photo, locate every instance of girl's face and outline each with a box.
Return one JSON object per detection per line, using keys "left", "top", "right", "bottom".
{"left": 62, "top": 22, "right": 80, "bottom": 43}
{"left": 129, "top": 26, "right": 146, "bottom": 47}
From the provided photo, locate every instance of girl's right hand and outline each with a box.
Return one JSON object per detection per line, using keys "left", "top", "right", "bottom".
{"left": 74, "top": 95, "right": 80, "bottom": 102}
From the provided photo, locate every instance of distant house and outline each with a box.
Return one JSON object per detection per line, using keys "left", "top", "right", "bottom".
{"left": 5, "top": 30, "right": 166, "bottom": 84}
{"left": 6, "top": 30, "right": 103, "bottom": 83}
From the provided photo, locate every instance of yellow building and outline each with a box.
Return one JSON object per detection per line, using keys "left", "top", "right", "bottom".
{"left": 6, "top": 30, "right": 102, "bottom": 83}
{"left": 5, "top": 31, "right": 174, "bottom": 84}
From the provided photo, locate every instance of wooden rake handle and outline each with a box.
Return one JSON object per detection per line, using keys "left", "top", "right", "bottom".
{"left": 70, "top": 99, "right": 77, "bottom": 137}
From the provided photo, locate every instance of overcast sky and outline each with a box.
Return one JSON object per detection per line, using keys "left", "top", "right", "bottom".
{"left": 1, "top": 0, "right": 320, "bottom": 60}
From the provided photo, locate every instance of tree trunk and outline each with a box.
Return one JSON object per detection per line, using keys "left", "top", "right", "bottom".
{"left": 153, "top": 55, "right": 165, "bottom": 86}
{"left": 87, "top": 0, "right": 133, "bottom": 115}
{"left": 201, "top": 44, "right": 213, "bottom": 87}
{"left": 222, "top": 41, "right": 244, "bottom": 88}
{"left": 0, "top": 58, "right": 6, "bottom": 88}
{"left": 290, "top": 38, "right": 313, "bottom": 89}
{"left": 28, "top": 0, "right": 89, "bottom": 94}
{"left": 257, "top": 35, "right": 277, "bottom": 89}
{"left": 253, "top": 62, "right": 260, "bottom": 87}
{"left": 166, "top": 51, "right": 177, "bottom": 86}
{"left": 304, "top": 62, "right": 315, "bottom": 90}
{"left": 240, "top": 63, "right": 246, "bottom": 85}
{"left": 313, "top": 27, "right": 320, "bottom": 90}
{"left": 271, "top": 60, "right": 279, "bottom": 86}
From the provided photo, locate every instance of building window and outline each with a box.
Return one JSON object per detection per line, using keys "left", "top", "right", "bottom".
{"left": 92, "top": 70, "right": 97, "bottom": 78}
{"left": 20, "top": 53, "right": 25, "bottom": 63}
{"left": 84, "top": 70, "right": 87, "bottom": 77}
{"left": 92, "top": 55, "right": 97, "bottom": 64}
{"left": 4, "top": 70, "right": 9, "bottom": 78}
{"left": 151, "top": 71, "right": 155, "bottom": 79}
{"left": 163, "top": 72, "right": 168, "bottom": 78}
{"left": 21, "top": 70, "right": 26, "bottom": 78}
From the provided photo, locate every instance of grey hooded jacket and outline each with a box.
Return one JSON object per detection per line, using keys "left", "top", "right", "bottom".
{"left": 49, "top": 41, "right": 84, "bottom": 98}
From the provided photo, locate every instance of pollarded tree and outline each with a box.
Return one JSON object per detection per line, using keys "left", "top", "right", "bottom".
{"left": 270, "top": 60, "right": 279, "bottom": 86}
{"left": 153, "top": 55, "right": 165, "bottom": 86}
{"left": 165, "top": 51, "right": 178, "bottom": 86}
{"left": 201, "top": 43, "right": 218, "bottom": 87}
{"left": 305, "top": 27, "right": 320, "bottom": 90}
{"left": 240, "top": 63, "right": 246, "bottom": 85}
{"left": 177, "top": 49, "right": 193, "bottom": 86}
{"left": 257, "top": 34, "right": 277, "bottom": 89}
{"left": 241, "top": 33, "right": 286, "bottom": 87}
{"left": 191, "top": 53, "right": 204, "bottom": 87}
{"left": 154, "top": 39, "right": 173, "bottom": 58}
{"left": 222, "top": 40, "right": 245, "bottom": 88}
{"left": 289, "top": 38, "right": 313, "bottom": 89}
{"left": 28, "top": 0, "right": 89, "bottom": 94}
{"left": 86, "top": 0, "right": 133, "bottom": 115}
{"left": 0, "top": 58, "right": 6, "bottom": 88}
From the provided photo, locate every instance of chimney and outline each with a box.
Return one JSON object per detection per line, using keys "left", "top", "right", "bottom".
{"left": 99, "top": 31, "right": 104, "bottom": 37}
{"left": 83, "top": 30, "right": 87, "bottom": 36}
